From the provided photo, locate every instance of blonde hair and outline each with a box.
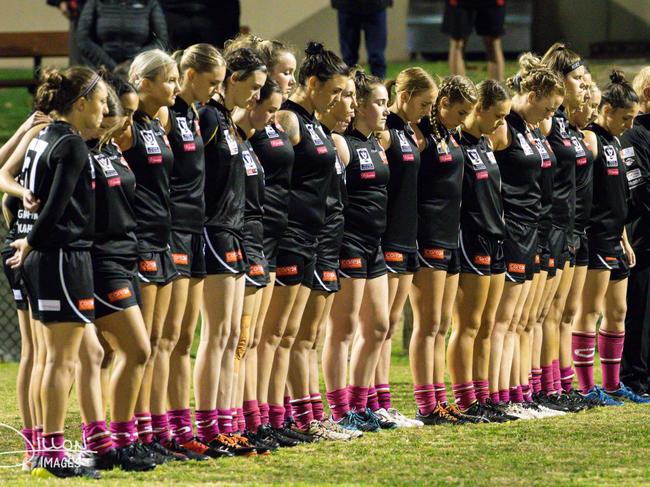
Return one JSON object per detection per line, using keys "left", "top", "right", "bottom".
{"left": 385, "top": 67, "right": 436, "bottom": 103}
{"left": 506, "top": 52, "right": 565, "bottom": 98}
{"left": 431, "top": 75, "right": 477, "bottom": 142}
{"left": 128, "top": 49, "right": 177, "bottom": 90}
{"left": 632, "top": 66, "right": 650, "bottom": 101}
{"left": 541, "top": 42, "right": 582, "bottom": 77}
{"left": 224, "top": 33, "right": 294, "bottom": 72}
{"left": 172, "top": 43, "right": 224, "bottom": 75}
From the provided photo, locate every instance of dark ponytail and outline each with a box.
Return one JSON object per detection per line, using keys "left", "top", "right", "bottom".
{"left": 34, "top": 66, "right": 102, "bottom": 114}
{"left": 258, "top": 76, "right": 283, "bottom": 103}
{"left": 297, "top": 41, "right": 349, "bottom": 86}
{"left": 600, "top": 70, "right": 639, "bottom": 109}
{"left": 224, "top": 47, "right": 267, "bottom": 81}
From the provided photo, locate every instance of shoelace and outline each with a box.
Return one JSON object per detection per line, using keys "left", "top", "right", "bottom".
{"left": 231, "top": 434, "right": 251, "bottom": 447}
{"left": 445, "top": 403, "right": 464, "bottom": 417}
{"left": 215, "top": 434, "right": 238, "bottom": 447}
{"left": 434, "top": 404, "right": 457, "bottom": 421}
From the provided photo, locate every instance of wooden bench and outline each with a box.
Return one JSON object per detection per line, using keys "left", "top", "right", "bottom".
{"left": 0, "top": 31, "right": 69, "bottom": 92}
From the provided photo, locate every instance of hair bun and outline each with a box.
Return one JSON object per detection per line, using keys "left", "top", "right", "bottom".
{"left": 610, "top": 69, "right": 627, "bottom": 85}
{"left": 40, "top": 68, "right": 65, "bottom": 90}
{"left": 305, "top": 41, "right": 325, "bottom": 56}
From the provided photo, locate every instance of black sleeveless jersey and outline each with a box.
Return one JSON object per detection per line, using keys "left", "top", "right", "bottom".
{"left": 586, "top": 123, "right": 628, "bottom": 247}
{"left": 494, "top": 111, "right": 542, "bottom": 224}
{"left": 19, "top": 121, "right": 95, "bottom": 250}
{"left": 168, "top": 97, "right": 205, "bottom": 234}
{"left": 242, "top": 139, "right": 265, "bottom": 246}
{"left": 282, "top": 99, "right": 337, "bottom": 237}
{"left": 382, "top": 112, "right": 420, "bottom": 251}
{"left": 569, "top": 125, "right": 594, "bottom": 234}
{"left": 546, "top": 109, "right": 577, "bottom": 230}
{"left": 531, "top": 128, "right": 556, "bottom": 239}
{"left": 416, "top": 117, "right": 464, "bottom": 249}
{"left": 91, "top": 141, "right": 137, "bottom": 259}
{"left": 199, "top": 98, "right": 245, "bottom": 236}
{"left": 342, "top": 130, "right": 389, "bottom": 251}
{"left": 123, "top": 111, "right": 174, "bottom": 251}
{"left": 321, "top": 125, "right": 346, "bottom": 237}
{"left": 249, "top": 122, "right": 294, "bottom": 239}
{"left": 457, "top": 130, "right": 505, "bottom": 239}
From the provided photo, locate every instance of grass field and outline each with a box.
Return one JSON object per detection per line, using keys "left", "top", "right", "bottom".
{"left": 1, "top": 60, "right": 650, "bottom": 485}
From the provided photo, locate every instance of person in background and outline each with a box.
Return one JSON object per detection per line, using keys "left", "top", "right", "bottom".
{"left": 442, "top": 0, "right": 506, "bottom": 81}
{"left": 76, "top": 0, "right": 169, "bottom": 71}
{"left": 47, "top": 0, "right": 86, "bottom": 65}
{"left": 331, "top": 0, "right": 391, "bottom": 79}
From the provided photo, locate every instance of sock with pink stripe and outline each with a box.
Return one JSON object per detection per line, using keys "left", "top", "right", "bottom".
{"left": 217, "top": 408, "right": 233, "bottom": 434}
{"left": 33, "top": 426, "right": 43, "bottom": 455}
{"left": 434, "top": 383, "right": 448, "bottom": 404}
{"left": 572, "top": 331, "right": 596, "bottom": 393}
{"left": 531, "top": 369, "right": 542, "bottom": 393}
{"left": 521, "top": 384, "right": 533, "bottom": 402}
{"left": 510, "top": 385, "right": 524, "bottom": 403}
{"left": 135, "top": 412, "right": 154, "bottom": 445}
{"left": 82, "top": 421, "right": 114, "bottom": 457}
{"left": 110, "top": 419, "right": 136, "bottom": 449}
{"left": 490, "top": 391, "right": 500, "bottom": 403}
{"left": 499, "top": 389, "right": 510, "bottom": 404}
{"left": 243, "top": 400, "right": 261, "bottom": 433}
{"left": 541, "top": 365, "right": 556, "bottom": 395}
{"left": 598, "top": 329, "right": 625, "bottom": 392}
{"left": 21, "top": 428, "right": 33, "bottom": 456}
{"left": 414, "top": 384, "right": 436, "bottom": 415}
{"left": 367, "top": 387, "right": 380, "bottom": 411}
{"left": 472, "top": 380, "right": 489, "bottom": 404}
{"left": 311, "top": 393, "right": 324, "bottom": 421}
{"left": 195, "top": 409, "right": 218, "bottom": 443}
{"left": 42, "top": 432, "right": 66, "bottom": 461}
{"left": 236, "top": 408, "right": 245, "bottom": 433}
{"left": 326, "top": 388, "right": 349, "bottom": 421}
{"left": 552, "top": 359, "right": 561, "bottom": 393}
{"left": 259, "top": 403, "right": 270, "bottom": 425}
{"left": 290, "top": 396, "right": 314, "bottom": 430}
{"left": 349, "top": 385, "right": 369, "bottom": 412}
{"left": 168, "top": 409, "right": 193, "bottom": 445}
{"left": 560, "top": 366, "right": 574, "bottom": 393}
{"left": 452, "top": 382, "right": 477, "bottom": 410}
{"left": 151, "top": 413, "right": 170, "bottom": 444}
{"left": 269, "top": 404, "right": 285, "bottom": 429}
{"left": 376, "top": 383, "right": 392, "bottom": 410}
{"left": 283, "top": 396, "right": 292, "bottom": 421}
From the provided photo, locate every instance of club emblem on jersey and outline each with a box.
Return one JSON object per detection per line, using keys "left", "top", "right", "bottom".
{"left": 95, "top": 153, "right": 118, "bottom": 178}
{"left": 335, "top": 155, "right": 344, "bottom": 175}
{"left": 571, "top": 136, "right": 586, "bottom": 158}
{"left": 177, "top": 117, "right": 195, "bottom": 142}
{"left": 517, "top": 133, "right": 534, "bottom": 156}
{"left": 604, "top": 145, "right": 618, "bottom": 169}
{"left": 533, "top": 138, "right": 551, "bottom": 168}
{"left": 357, "top": 148, "right": 374, "bottom": 172}
{"left": 242, "top": 150, "right": 258, "bottom": 176}
{"left": 265, "top": 125, "right": 280, "bottom": 139}
{"left": 397, "top": 131, "right": 412, "bottom": 152}
{"left": 141, "top": 130, "right": 161, "bottom": 154}
{"left": 224, "top": 130, "right": 239, "bottom": 155}
{"left": 305, "top": 124, "right": 324, "bottom": 146}
{"left": 466, "top": 149, "right": 486, "bottom": 170}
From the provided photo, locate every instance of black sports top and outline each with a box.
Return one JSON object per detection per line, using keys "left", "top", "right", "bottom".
{"left": 281, "top": 99, "right": 337, "bottom": 238}
{"left": 494, "top": 111, "right": 542, "bottom": 225}
{"left": 382, "top": 112, "right": 420, "bottom": 252}
{"left": 416, "top": 117, "right": 464, "bottom": 249}
{"left": 241, "top": 138, "right": 265, "bottom": 249}
{"left": 249, "top": 122, "right": 294, "bottom": 239}
{"left": 457, "top": 130, "right": 505, "bottom": 239}
{"left": 586, "top": 122, "right": 628, "bottom": 249}
{"left": 20, "top": 121, "right": 95, "bottom": 250}
{"left": 546, "top": 109, "right": 577, "bottom": 230}
{"left": 199, "top": 98, "right": 245, "bottom": 237}
{"left": 569, "top": 125, "right": 594, "bottom": 235}
{"left": 168, "top": 96, "right": 205, "bottom": 234}
{"left": 342, "top": 129, "right": 389, "bottom": 252}
{"left": 531, "top": 128, "right": 556, "bottom": 242}
{"left": 122, "top": 111, "right": 174, "bottom": 251}
{"left": 91, "top": 141, "right": 138, "bottom": 259}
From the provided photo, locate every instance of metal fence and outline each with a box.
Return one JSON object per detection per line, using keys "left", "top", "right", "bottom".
{"left": 0, "top": 222, "right": 20, "bottom": 362}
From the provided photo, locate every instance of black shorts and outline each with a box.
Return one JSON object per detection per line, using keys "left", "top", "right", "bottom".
{"left": 137, "top": 248, "right": 178, "bottom": 285}
{"left": 263, "top": 234, "right": 281, "bottom": 273}
{"left": 170, "top": 231, "right": 206, "bottom": 278}
{"left": 92, "top": 256, "right": 141, "bottom": 319}
{"left": 383, "top": 248, "right": 420, "bottom": 274}
{"left": 541, "top": 225, "right": 569, "bottom": 277}
{"left": 415, "top": 244, "right": 459, "bottom": 274}
{"left": 575, "top": 232, "right": 589, "bottom": 267}
{"left": 338, "top": 241, "right": 387, "bottom": 280}
{"left": 459, "top": 228, "right": 505, "bottom": 276}
{"left": 204, "top": 229, "right": 247, "bottom": 275}
{"left": 442, "top": 0, "right": 506, "bottom": 39}
{"left": 588, "top": 243, "right": 630, "bottom": 281}
{"left": 2, "top": 248, "right": 28, "bottom": 311}
{"left": 502, "top": 220, "right": 537, "bottom": 284}
{"left": 274, "top": 249, "right": 316, "bottom": 287}
{"left": 23, "top": 249, "right": 94, "bottom": 324}
{"left": 308, "top": 264, "right": 340, "bottom": 293}
{"left": 244, "top": 250, "right": 270, "bottom": 288}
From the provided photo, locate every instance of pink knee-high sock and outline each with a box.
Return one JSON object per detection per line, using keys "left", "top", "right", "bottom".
{"left": 598, "top": 329, "right": 625, "bottom": 392}
{"left": 82, "top": 421, "right": 113, "bottom": 457}
{"left": 541, "top": 365, "right": 556, "bottom": 395}
{"left": 168, "top": 409, "right": 193, "bottom": 445}
{"left": 22, "top": 428, "right": 34, "bottom": 456}
{"left": 326, "top": 388, "right": 349, "bottom": 421}
{"left": 33, "top": 426, "right": 43, "bottom": 455}
{"left": 236, "top": 408, "right": 245, "bottom": 433}
{"left": 135, "top": 412, "right": 154, "bottom": 445}
{"left": 560, "top": 366, "right": 574, "bottom": 393}
{"left": 283, "top": 396, "right": 292, "bottom": 421}
{"left": 499, "top": 389, "right": 510, "bottom": 404}
{"left": 434, "top": 383, "right": 448, "bottom": 404}
{"left": 195, "top": 409, "right": 218, "bottom": 443}
{"left": 349, "top": 385, "right": 369, "bottom": 412}
{"left": 552, "top": 359, "right": 561, "bottom": 393}
{"left": 414, "top": 384, "right": 436, "bottom": 415}
{"left": 376, "top": 384, "right": 391, "bottom": 410}
{"left": 290, "top": 396, "right": 314, "bottom": 430}
{"left": 110, "top": 419, "right": 136, "bottom": 449}
{"left": 490, "top": 391, "right": 500, "bottom": 403}
{"left": 452, "top": 382, "right": 476, "bottom": 410}
{"left": 521, "top": 384, "right": 533, "bottom": 402}
{"left": 259, "top": 403, "right": 270, "bottom": 425}
{"left": 572, "top": 331, "right": 596, "bottom": 393}
{"left": 151, "top": 413, "right": 171, "bottom": 444}
{"left": 531, "top": 369, "right": 542, "bottom": 394}
{"left": 510, "top": 386, "right": 524, "bottom": 403}
{"left": 243, "top": 400, "right": 261, "bottom": 433}
{"left": 472, "top": 380, "right": 489, "bottom": 405}
{"left": 367, "top": 387, "right": 380, "bottom": 411}
{"left": 268, "top": 404, "right": 285, "bottom": 430}
{"left": 310, "top": 393, "right": 324, "bottom": 421}
{"left": 41, "top": 432, "right": 66, "bottom": 461}
{"left": 217, "top": 409, "right": 233, "bottom": 434}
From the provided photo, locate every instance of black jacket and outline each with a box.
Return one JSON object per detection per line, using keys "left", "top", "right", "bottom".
{"left": 331, "top": 0, "right": 392, "bottom": 12}
{"left": 76, "top": 0, "right": 168, "bottom": 70}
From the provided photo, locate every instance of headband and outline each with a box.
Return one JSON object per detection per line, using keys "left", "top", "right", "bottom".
{"left": 562, "top": 60, "right": 584, "bottom": 75}
{"left": 67, "top": 73, "right": 101, "bottom": 106}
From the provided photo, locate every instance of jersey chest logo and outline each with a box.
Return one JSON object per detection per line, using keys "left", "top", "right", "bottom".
{"left": 621, "top": 146, "right": 635, "bottom": 166}
{"left": 437, "top": 141, "right": 453, "bottom": 163}
{"left": 517, "top": 132, "right": 535, "bottom": 156}
{"left": 557, "top": 117, "right": 571, "bottom": 140}
{"left": 223, "top": 129, "right": 239, "bottom": 155}
{"left": 242, "top": 150, "right": 258, "bottom": 176}
{"left": 141, "top": 129, "right": 162, "bottom": 155}
{"left": 335, "top": 155, "right": 344, "bottom": 175}
{"left": 306, "top": 123, "right": 324, "bottom": 146}
{"left": 467, "top": 149, "right": 486, "bottom": 170}
{"left": 397, "top": 131, "right": 413, "bottom": 153}
{"left": 94, "top": 153, "right": 120, "bottom": 187}
{"left": 265, "top": 125, "right": 280, "bottom": 139}
{"left": 603, "top": 145, "right": 619, "bottom": 175}
{"left": 177, "top": 117, "right": 195, "bottom": 142}
{"left": 533, "top": 138, "right": 551, "bottom": 168}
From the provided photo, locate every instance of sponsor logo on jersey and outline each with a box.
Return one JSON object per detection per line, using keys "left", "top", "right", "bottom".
{"left": 474, "top": 255, "right": 491, "bottom": 266}
{"left": 316, "top": 146, "right": 328, "bottom": 154}
{"left": 172, "top": 253, "right": 189, "bottom": 265}
{"left": 243, "top": 150, "right": 258, "bottom": 176}
{"left": 141, "top": 129, "right": 162, "bottom": 154}
{"left": 322, "top": 270, "right": 337, "bottom": 281}
{"left": 403, "top": 153, "right": 415, "bottom": 162}
{"left": 571, "top": 136, "right": 586, "bottom": 158}
{"left": 12, "top": 289, "right": 23, "bottom": 301}
{"left": 621, "top": 146, "right": 635, "bottom": 166}
{"left": 439, "top": 153, "right": 453, "bottom": 163}
{"left": 249, "top": 264, "right": 265, "bottom": 276}
{"left": 225, "top": 249, "right": 243, "bottom": 263}
{"left": 38, "top": 299, "right": 60, "bottom": 312}
{"left": 148, "top": 155, "right": 163, "bottom": 165}
{"left": 423, "top": 248, "right": 446, "bottom": 260}
{"left": 476, "top": 170, "right": 488, "bottom": 180}
{"left": 360, "top": 171, "right": 376, "bottom": 179}
{"left": 467, "top": 149, "right": 486, "bottom": 170}
{"left": 576, "top": 157, "right": 587, "bottom": 166}
{"left": 627, "top": 167, "right": 643, "bottom": 188}
{"left": 183, "top": 142, "right": 196, "bottom": 152}
{"left": 508, "top": 262, "right": 526, "bottom": 274}
{"left": 535, "top": 254, "right": 541, "bottom": 265}
{"left": 276, "top": 265, "right": 298, "bottom": 277}
{"left": 604, "top": 145, "right": 618, "bottom": 167}
{"left": 139, "top": 260, "right": 158, "bottom": 272}
{"left": 548, "top": 258, "right": 555, "bottom": 268}
{"left": 384, "top": 251, "right": 404, "bottom": 263}
{"left": 340, "top": 258, "right": 363, "bottom": 269}
{"left": 605, "top": 256, "right": 618, "bottom": 262}
{"left": 78, "top": 298, "right": 95, "bottom": 311}
{"left": 107, "top": 177, "right": 122, "bottom": 187}
{"left": 177, "top": 117, "right": 195, "bottom": 142}
{"left": 108, "top": 287, "right": 133, "bottom": 303}
{"left": 607, "top": 168, "right": 619, "bottom": 176}
{"left": 270, "top": 139, "right": 285, "bottom": 148}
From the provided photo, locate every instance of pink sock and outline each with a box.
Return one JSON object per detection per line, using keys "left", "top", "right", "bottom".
{"left": 41, "top": 432, "right": 65, "bottom": 461}
{"left": 243, "top": 400, "right": 261, "bottom": 433}
{"left": 83, "top": 421, "right": 113, "bottom": 456}
{"left": 283, "top": 396, "right": 292, "bottom": 421}
{"left": 499, "top": 389, "right": 510, "bottom": 404}
{"left": 414, "top": 384, "right": 436, "bottom": 415}
{"left": 135, "top": 412, "right": 154, "bottom": 445}
{"left": 259, "top": 403, "right": 270, "bottom": 425}
{"left": 168, "top": 408, "right": 193, "bottom": 445}
{"left": 367, "top": 387, "right": 380, "bottom": 411}
{"left": 269, "top": 404, "right": 285, "bottom": 429}
{"left": 290, "top": 396, "right": 314, "bottom": 429}
{"left": 490, "top": 391, "right": 500, "bottom": 403}
{"left": 510, "top": 386, "right": 524, "bottom": 403}
{"left": 521, "top": 384, "right": 533, "bottom": 402}
{"left": 472, "top": 380, "right": 489, "bottom": 405}
{"left": 152, "top": 413, "right": 170, "bottom": 444}
{"left": 217, "top": 408, "right": 233, "bottom": 434}
{"left": 195, "top": 409, "right": 218, "bottom": 443}
{"left": 110, "top": 419, "right": 136, "bottom": 449}
{"left": 236, "top": 408, "right": 245, "bottom": 433}
{"left": 552, "top": 359, "right": 561, "bottom": 393}
{"left": 531, "top": 369, "right": 542, "bottom": 394}
{"left": 599, "top": 329, "right": 625, "bottom": 392}
{"left": 434, "top": 383, "right": 448, "bottom": 404}
{"left": 452, "top": 382, "right": 477, "bottom": 410}
{"left": 349, "top": 385, "right": 369, "bottom": 412}
{"left": 572, "top": 331, "right": 596, "bottom": 393}
{"left": 560, "top": 366, "right": 574, "bottom": 393}
{"left": 33, "top": 426, "right": 43, "bottom": 455}
{"left": 326, "top": 388, "right": 350, "bottom": 421}
{"left": 541, "top": 365, "right": 556, "bottom": 395}
{"left": 22, "top": 428, "right": 33, "bottom": 455}
{"left": 376, "top": 384, "right": 391, "bottom": 410}
{"left": 311, "top": 393, "right": 324, "bottom": 421}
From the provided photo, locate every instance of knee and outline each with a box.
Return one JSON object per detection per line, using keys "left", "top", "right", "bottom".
{"left": 476, "top": 320, "right": 495, "bottom": 340}
{"left": 173, "top": 330, "right": 194, "bottom": 358}
{"left": 81, "top": 341, "right": 105, "bottom": 368}
{"left": 129, "top": 339, "right": 151, "bottom": 367}
{"left": 362, "top": 318, "right": 390, "bottom": 344}
{"left": 608, "top": 304, "right": 627, "bottom": 324}
{"left": 100, "top": 348, "right": 114, "bottom": 369}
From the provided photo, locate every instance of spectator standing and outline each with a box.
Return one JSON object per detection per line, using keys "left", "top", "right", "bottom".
{"left": 331, "top": 0, "right": 391, "bottom": 79}
{"left": 442, "top": 0, "right": 506, "bottom": 81}
{"left": 47, "top": 0, "right": 86, "bottom": 65}
{"left": 76, "top": 0, "right": 169, "bottom": 71}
